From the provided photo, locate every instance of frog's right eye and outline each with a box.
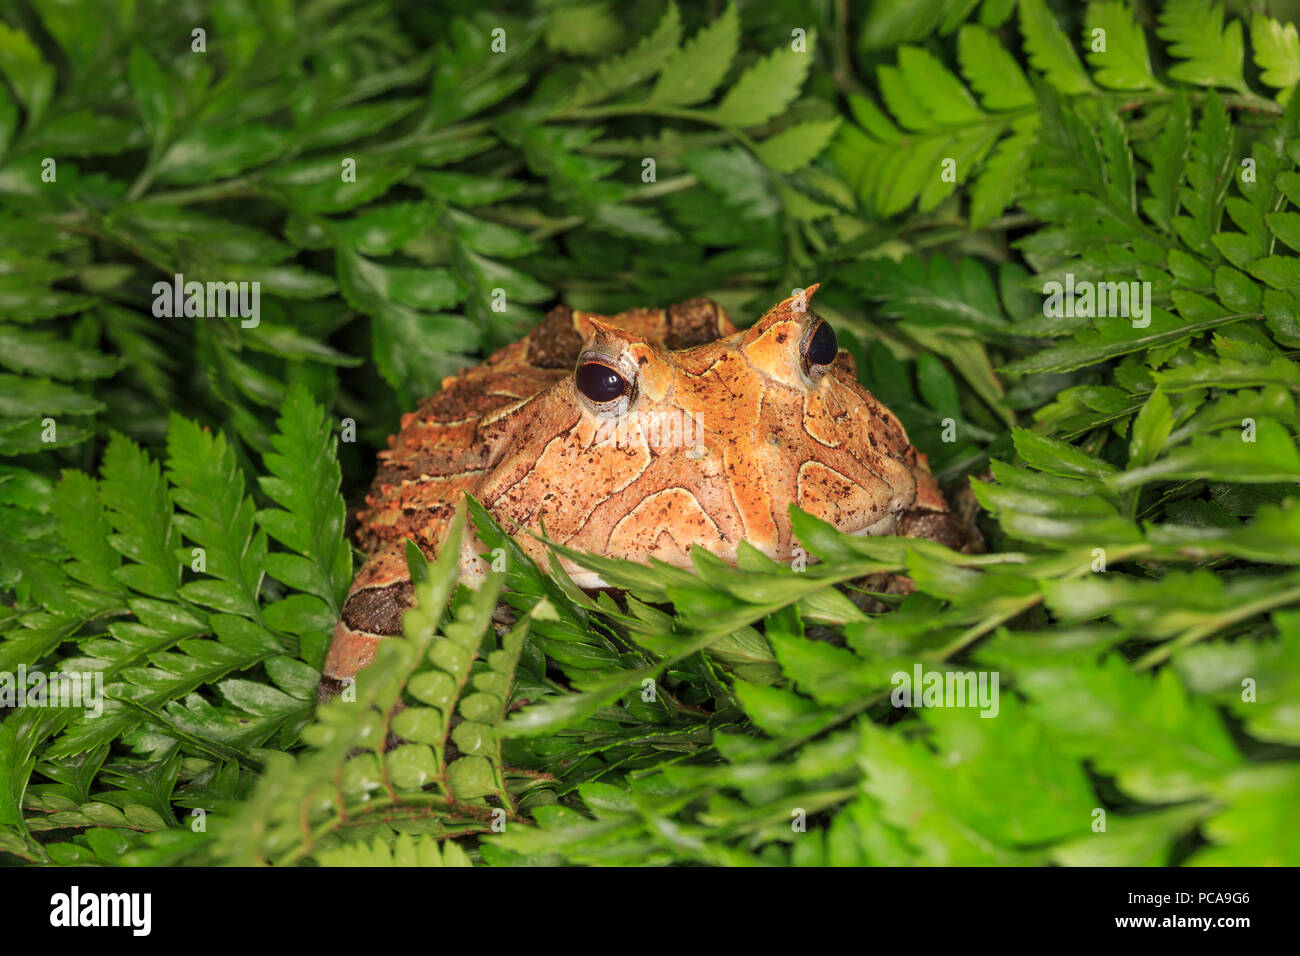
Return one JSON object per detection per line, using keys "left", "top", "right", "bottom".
{"left": 804, "top": 319, "right": 838, "bottom": 367}
{"left": 797, "top": 316, "right": 839, "bottom": 385}
{"left": 577, "top": 362, "right": 628, "bottom": 403}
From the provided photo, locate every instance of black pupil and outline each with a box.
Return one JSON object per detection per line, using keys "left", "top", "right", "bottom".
{"left": 806, "top": 321, "right": 838, "bottom": 366}
{"left": 577, "top": 362, "right": 626, "bottom": 402}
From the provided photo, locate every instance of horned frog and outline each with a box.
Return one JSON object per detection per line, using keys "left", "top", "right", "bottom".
{"left": 321, "top": 285, "right": 975, "bottom": 693}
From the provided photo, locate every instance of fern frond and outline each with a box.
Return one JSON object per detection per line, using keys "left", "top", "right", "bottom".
{"left": 1157, "top": 0, "right": 1247, "bottom": 93}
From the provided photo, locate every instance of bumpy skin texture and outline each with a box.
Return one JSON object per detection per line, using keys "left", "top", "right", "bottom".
{"left": 322, "top": 285, "right": 969, "bottom": 686}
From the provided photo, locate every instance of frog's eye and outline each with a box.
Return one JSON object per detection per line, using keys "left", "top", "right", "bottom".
{"left": 800, "top": 318, "right": 839, "bottom": 375}
{"left": 577, "top": 361, "right": 629, "bottom": 403}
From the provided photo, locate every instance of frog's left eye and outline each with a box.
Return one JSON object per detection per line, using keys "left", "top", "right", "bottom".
{"left": 801, "top": 319, "right": 839, "bottom": 371}
{"left": 577, "top": 362, "right": 629, "bottom": 403}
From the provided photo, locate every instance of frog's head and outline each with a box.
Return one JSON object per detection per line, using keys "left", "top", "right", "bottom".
{"left": 474, "top": 286, "right": 926, "bottom": 584}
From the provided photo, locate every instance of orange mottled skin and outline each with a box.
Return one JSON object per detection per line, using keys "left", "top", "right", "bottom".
{"left": 323, "top": 286, "right": 967, "bottom": 683}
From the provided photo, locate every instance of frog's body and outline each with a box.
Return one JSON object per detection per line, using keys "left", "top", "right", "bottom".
{"left": 323, "top": 286, "right": 972, "bottom": 686}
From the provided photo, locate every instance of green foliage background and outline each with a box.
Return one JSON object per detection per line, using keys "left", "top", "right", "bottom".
{"left": 1, "top": 0, "right": 1299, "bottom": 866}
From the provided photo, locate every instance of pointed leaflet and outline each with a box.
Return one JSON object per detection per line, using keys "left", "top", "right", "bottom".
{"left": 970, "top": 125, "right": 1035, "bottom": 227}
{"left": 52, "top": 470, "right": 125, "bottom": 600}
{"left": 647, "top": 4, "right": 739, "bottom": 108}
{"left": 1128, "top": 390, "right": 1173, "bottom": 468}
{"left": 712, "top": 33, "right": 815, "bottom": 128}
{"left": 858, "top": 0, "right": 979, "bottom": 49}
{"left": 256, "top": 384, "right": 351, "bottom": 616}
{"left": 1176, "top": 611, "right": 1300, "bottom": 745}
{"left": 337, "top": 247, "right": 480, "bottom": 401}
{"left": 754, "top": 119, "right": 840, "bottom": 173}
{"left": 877, "top": 61, "right": 939, "bottom": 132}
{"left": 1018, "top": 0, "right": 1093, "bottom": 95}
{"left": 1174, "top": 92, "right": 1233, "bottom": 256}
{"left": 1107, "top": 418, "right": 1300, "bottom": 490}
{"left": 999, "top": 655, "right": 1240, "bottom": 802}
{"left": 865, "top": 698, "right": 1097, "bottom": 861}
{"left": 572, "top": 3, "right": 682, "bottom": 106}
{"left": 0, "top": 22, "right": 54, "bottom": 125}
{"left": 1156, "top": 0, "right": 1247, "bottom": 92}
{"left": 844, "top": 255, "right": 1007, "bottom": 333}
{"left": 128, "top": 46, "right": 174, "bottom": 142}
{"left": 1085, "top": 2, "right": 1160, "bottom": 91}
{"left": 1251, "top": 15, "right": 1300, "bottom": 103}
{"left": 1143, "top": 92, "right": 1191, "bottom": 234}
{"left": 0, "top": 711, "right": 42, "bottom": 860}
{"left": 1014, "top": 428, "right": 1118, "bottom": 479}
{"left": 101, "top": 433, "right": 182, "bottom": 601}
{"left": 299, "top": 100, "right": 421, "bottom": 151}
{"left": 165, "top": 414, "right": 265, "bottom": 619}
{"left": 155, "top": 125, "right": 293, "bottom": 185}
{"left": 315, "top": 832, "right": 473, "bottom": 867}
{"left": 893, "top": 45, "right": 982, "bottom": 125}
{"left": 957, "top": 24, "right": 1033, "bottom": 111}
{"left": 0, "top": 327, "right": 122, "bottom": 381}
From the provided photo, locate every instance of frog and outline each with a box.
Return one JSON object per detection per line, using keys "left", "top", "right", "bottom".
{"left": 320, "top": 285, "right": 976, "bottom": 695}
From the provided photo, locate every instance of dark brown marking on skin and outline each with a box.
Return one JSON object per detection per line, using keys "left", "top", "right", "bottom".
{"left": 341, "top": 581, "right": 415, "bottom": 635}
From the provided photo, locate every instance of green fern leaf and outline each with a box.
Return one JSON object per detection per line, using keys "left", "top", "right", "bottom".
{"left": 957, "top": 24, "right": 1034, "bottom": 111}
{"left": 0, "top": 22, "right": 54, "bottom": 126}
{"left": 0, "top": 376, "right": 101, "bottom": 454}
{"left": 1157, "top": 0, "right": 1247, "bottom": 92}
{"left": 1085, "top": 1, "right": 1160, "bottom": 91}
{"left": 1141, "top": 92, "right": 1192, "bottom": 234}
{"left": 255, "top": 384, "right": 351, "bottom": 624}
{"left": 101, "top": 433, "right": 181, "bottom": 602}
{"left": 895, "top": 45, "right": 983, "bottom": 125}
{"left": 647, "top": 3, "right": 739, "bottom": 108}
{"left": 210, "top": 506, "right": 514, "bottom": 864}
{"left": 754, "top": 118, "right": 841, "bottom": 173}
{"left": 1174, "top": 92, "right": 1234, "bottom": 257}
{"left": 315, "top": 832, "right": 473, "bottom": 867}
{"left": 126, "top": 46, "right": 173, "bottom": 143}
{"left": 571, "top": 2, "right": 682, "bottom": 106}
{"left": 712, "top": 33, "right": 815, "bottom": 128}
{"left": 545, "top": 3, "right": 622, "bottom": 57}
{"left": 0, "top": 327, "right": 122, "bottom": 381}
{"left": 1251, "top": 15, "right": 1300, "bottom": 104}
{"left": 844, "top": 255, "right": 1008, "bottom": 333}
{"left": 970, "top": 122, "right": 1036, "bottom": 226}
{"left": 52, "top": 471, "right": 126, "bottom": 601}
{"left": 165, "top": 415, "right": 265, "bottom": 621}
{"left": 920, "top": 126, "right": 1000, "bottom": 211}
{"left": 589, "top": 203, "right": 680, "bottom": 243}
{"left": 1019, "top": 0, "right": 1094, "bottom": 95}
{"left": 876, "top": 61, "right": 938, "bottom": 133}
{"left": 846, "top": 91, "right": 903, "bottom": 141}
{"left": 858, "top": 0, "right": 980, "bottom": 49}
